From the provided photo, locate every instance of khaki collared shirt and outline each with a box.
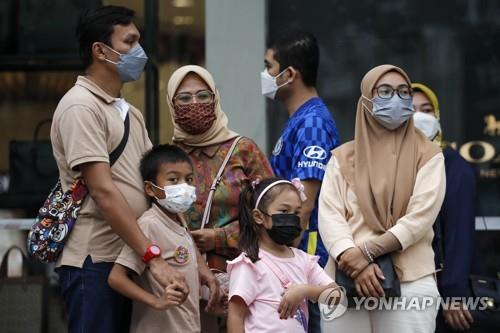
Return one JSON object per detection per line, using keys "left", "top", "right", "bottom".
{"left": 318, "top": 153, "right": 446, "bottom": 282}
{"left": 51, "top": 76, "right": 152, "bottom": 268}
{"left": 116, "top": 204, "right": 201, "bottom": 333}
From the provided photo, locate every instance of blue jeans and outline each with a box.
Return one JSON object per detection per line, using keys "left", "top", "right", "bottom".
{"left": 308, "top": 301, "right": 321, "bottom": 333}
{"left": 58, "top": 256, "right": 131, "bottom": 333}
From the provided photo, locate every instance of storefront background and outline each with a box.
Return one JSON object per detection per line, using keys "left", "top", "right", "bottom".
{"left": 267, "top": 0, "right": 500, "bottom": 217}
{"left": 0, "top": 1, "right": 497, "bottom": 330}
{"left": 0, "top": 0, "right": 205, "bottom": 208}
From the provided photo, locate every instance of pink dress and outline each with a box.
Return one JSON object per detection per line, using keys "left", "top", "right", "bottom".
{"left": 227, "top": 248, "right": 333, "bottom": 333}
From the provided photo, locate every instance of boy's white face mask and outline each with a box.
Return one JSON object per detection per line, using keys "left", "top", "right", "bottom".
{"left": 151, "top": 183, "right": 196, "bottom": 213}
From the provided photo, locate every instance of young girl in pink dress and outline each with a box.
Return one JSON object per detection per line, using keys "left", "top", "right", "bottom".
{"left": 227, "top": 177, "right": 343, "bottom": 332}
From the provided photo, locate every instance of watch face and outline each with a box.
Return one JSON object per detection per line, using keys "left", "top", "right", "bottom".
{"left": 151, "top": 245, "right": 161, "bottom": 256}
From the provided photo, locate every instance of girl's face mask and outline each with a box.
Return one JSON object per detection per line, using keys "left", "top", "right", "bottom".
{"left": 262, "top": 212, "right": 302, "bottom": 245}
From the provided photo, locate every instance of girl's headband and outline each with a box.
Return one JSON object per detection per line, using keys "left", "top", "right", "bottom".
{"left": 253, "top": 178, "right": 307, "bottom": 210}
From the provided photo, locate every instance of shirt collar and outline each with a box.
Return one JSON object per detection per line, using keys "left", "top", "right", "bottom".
{"left": 75, "top": 75, "right": 116, "bottom": 104}
{"left": 151, "top": 203, "right": 188, "bottom": 234}
{"left": 291, "top": 97, "right": 323, "bottom": 120}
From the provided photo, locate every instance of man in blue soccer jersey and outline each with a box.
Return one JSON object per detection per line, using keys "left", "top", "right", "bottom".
{"left": 261, "top": 30, "right": 340, "bottom": 332}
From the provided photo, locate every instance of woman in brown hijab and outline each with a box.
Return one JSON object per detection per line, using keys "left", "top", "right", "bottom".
{"left": 318, "top": 65, "right": 445, "bottom": 332}
{"left": 167, "top": 65, "right": 274, "bottom": 331}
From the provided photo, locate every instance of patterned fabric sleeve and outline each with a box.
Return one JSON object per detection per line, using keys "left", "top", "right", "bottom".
{"left": 240, "top": 137, "right": 275, "bottom": 180}
{"left": 213, "top": 138, "right": 274, "bottom": 256}
{"left": 214, "top": 221, "right": 240, "bottom": 258}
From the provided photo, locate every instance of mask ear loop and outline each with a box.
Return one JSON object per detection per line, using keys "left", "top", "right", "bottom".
{"left": 147, "top": 181, "right": 167, "bottom": 201}
{"left": 99, "top": 43, "right": 122, "bottom": 65}
{"left": 361, "top": 94, "right": 374, "bottom": 113}
{"left": 273, "top": 67, "right": 294, "bottom": 87}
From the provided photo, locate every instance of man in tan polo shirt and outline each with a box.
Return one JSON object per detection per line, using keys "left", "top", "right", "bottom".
{"left": 51, "top": 6, "right": 190, "bottom": 332}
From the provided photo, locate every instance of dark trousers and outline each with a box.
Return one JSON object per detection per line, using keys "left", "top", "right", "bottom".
{"left": 308, "top": 301, "right": 321, "bottom": 333}
{"left": 58, "top": 256, "right": 131, "bottom": 333}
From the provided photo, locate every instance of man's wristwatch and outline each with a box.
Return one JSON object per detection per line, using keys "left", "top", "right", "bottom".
{"left": 142, "top": 244, "right": 162, "bottom": 264}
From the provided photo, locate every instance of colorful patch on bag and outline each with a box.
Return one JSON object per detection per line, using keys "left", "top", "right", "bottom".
{"left": 27, "top": 178, "right": 88, "bottom": 263}
{"left": 174, "top": 245, "right": 189, "bottom": 264}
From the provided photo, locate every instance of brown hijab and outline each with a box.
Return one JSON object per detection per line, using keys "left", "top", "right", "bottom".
{"left": 167, "top": 65, "right": 239, "bottom": 147}
{"left": 333, "top": 64, "right": 441, "bottom": 233}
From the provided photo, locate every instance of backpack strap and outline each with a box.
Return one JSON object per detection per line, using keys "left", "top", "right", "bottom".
{"left": 260, "top": 254, "right": 293, "bottom": 289}
{"left": 109, "top": 112, "right": 130, "bottom": 166}
{"left": 200, "top": 136, "right": 243, "bottom": 230}
{"left": 260, "top": 251, "right": 309, "bottom": 327}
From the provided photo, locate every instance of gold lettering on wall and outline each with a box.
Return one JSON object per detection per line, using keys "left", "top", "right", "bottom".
{"left": 459, "top": 141, "right": 496, "bottom": 163}
{"left": 483, "top": 114, "right": 500, "bottom": 136}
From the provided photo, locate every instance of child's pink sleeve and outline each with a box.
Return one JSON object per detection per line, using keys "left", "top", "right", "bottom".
{"left": 307, "top": 255, "right": 334, "bottom": 286}
{"left": 227, "top": 254, "right": 262, "bottom": 306}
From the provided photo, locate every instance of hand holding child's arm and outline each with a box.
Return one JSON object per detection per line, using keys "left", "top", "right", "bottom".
{"left": 149, "top": 257, "right": 189, "bottom": 299}
{"left": 108, "top": 263, "right": 182, "bottom": 311}
{"left": 154, "top": 282, "right": 185, "bottom": 310}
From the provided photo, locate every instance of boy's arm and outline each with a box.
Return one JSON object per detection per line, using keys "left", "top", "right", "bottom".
{"left": 227, "top": 296, "right": 248, "bottom": 333}
{"left": 108, "top": 263, "right": 183, "bottom": 310}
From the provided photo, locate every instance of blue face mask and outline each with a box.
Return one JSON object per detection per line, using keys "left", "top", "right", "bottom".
{"left": 103, "top": 43, "right": 148, "bottom": 82}
{"left": 369, "top": 94, "right": 415, "bottom": 130}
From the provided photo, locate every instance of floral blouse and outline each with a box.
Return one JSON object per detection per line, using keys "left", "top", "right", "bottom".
{"left": 177, "top": 137, "right": 274, "bottom": 271}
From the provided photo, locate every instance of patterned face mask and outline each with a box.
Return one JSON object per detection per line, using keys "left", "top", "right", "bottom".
{"left": 174, "top": 102, "right": 217, "bottom": 135}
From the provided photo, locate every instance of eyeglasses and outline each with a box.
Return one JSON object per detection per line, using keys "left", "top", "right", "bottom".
{"left": 373, "top": 84, "right": 413, "bottom": 100}
{"left": 173, "top": 90, "right": 214, "bottom": 106}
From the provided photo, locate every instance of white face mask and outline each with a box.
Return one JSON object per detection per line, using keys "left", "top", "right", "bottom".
{"left": 260, "top": 68, "right": 289, "bottom": 99}
{"left": 413, "top": 111, "right": 441, "bottom": 140}
{"left": 151, "top": 183, "right": 196, "bottom": 213}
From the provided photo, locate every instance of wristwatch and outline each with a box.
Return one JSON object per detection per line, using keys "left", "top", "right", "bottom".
{"left": 142, "top": 244, "right": 162, "bottom": 264}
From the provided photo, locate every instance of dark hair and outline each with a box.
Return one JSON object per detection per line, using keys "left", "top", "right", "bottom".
{"left": 140, "top": 144, "right": 192, "bottom": 183}
{"left": 238, "top": 177, "right": 299, "bottom": 262}
{"left": 76, "top": 5, "right": 135, "bottom": 68}
{"left": 269, "top": 30, "right": 319, "bottom": 87}
{"left": 412, "top": 86, "right": 423, "bottom": 94}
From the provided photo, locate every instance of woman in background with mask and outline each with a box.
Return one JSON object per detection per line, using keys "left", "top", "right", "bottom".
{"left": 318, "top": 65, "right": 446, "bottom": 333}
{"left": 412, "top": 83, "right": 477, "bottom": 333}
{"left": 166, "top": 65, "right": 274, "bottom": 332}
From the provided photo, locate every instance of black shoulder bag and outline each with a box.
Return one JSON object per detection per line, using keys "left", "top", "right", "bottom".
{"left": 335, "top": 253, "right": 401, "bottom": 306}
